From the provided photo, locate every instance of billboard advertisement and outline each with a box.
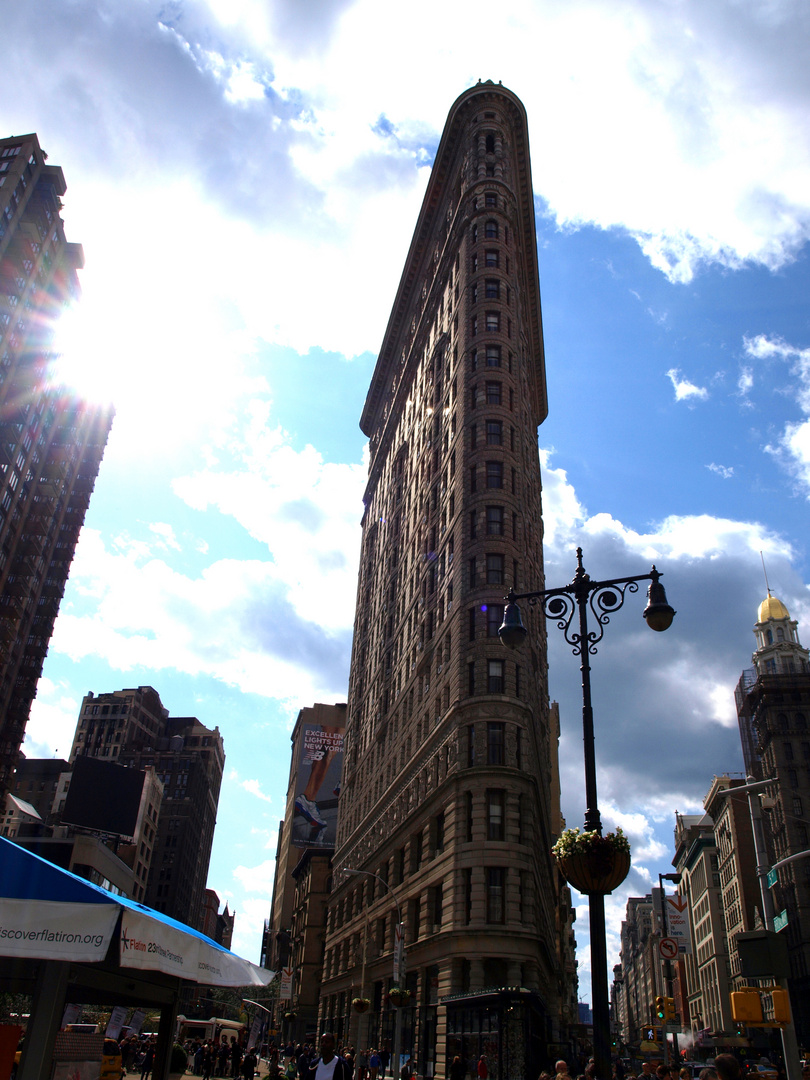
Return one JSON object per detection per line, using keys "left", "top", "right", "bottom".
{"left": 61, "top": 756, "right": 145, "bottom": 838}
{"left": 292, "top": 722, "right": 343, "bottom": 848}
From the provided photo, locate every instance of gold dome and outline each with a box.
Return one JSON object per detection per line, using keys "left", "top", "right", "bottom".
{"left": 758, "top": 593, "right": 790, "bottom": 623}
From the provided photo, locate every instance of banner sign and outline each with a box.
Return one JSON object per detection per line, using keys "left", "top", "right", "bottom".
{"left": 292, "top": 723, "right": 344, "bottom": 849}
{"left": 0, "top": 898, "right": 119, "bottom": 962}
{"left": 106, "top": 1005, "right": 128, "bottom": 1040}
{"left": 279, "top": 967, "right": 294, "bottom": 1001}
{"left": 128, "top": 1010, "right": 145, "bottom": 1035}
{"left": 248, "top": 1014, "right": 263, "bottom": 1050}
{"left": 665, "top": 893, "right": 692, "bottom": 954}
{"left": 120, "top": 908, "right": 274, "bottom": 986}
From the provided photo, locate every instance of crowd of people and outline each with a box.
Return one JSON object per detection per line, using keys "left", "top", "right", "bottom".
{"left": 537, "top": 1053, "right": 780, "bottom": 1080}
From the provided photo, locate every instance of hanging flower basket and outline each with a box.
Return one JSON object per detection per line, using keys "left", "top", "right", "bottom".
{"left": 552, "top": 827, "right": 631, "bottom": 895}
{"left": 387, "top": 987, "right": 411, "bottom": 1007}
{"left": 352, "top": 997, "right": 371, "bottom": 1014}
{"left": 284, "top": 1011, "right": 297, "bottom": 1021}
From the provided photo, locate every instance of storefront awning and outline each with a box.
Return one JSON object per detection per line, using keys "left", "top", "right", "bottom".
{"left": 0, "top": 836, "right": 273, "bottom": 987}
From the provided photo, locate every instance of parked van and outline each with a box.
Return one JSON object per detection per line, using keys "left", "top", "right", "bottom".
{"left": 175, "top": 1016, "right": 246, "bottom": 1045}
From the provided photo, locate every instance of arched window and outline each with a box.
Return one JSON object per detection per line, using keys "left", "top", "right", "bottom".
{"left": 485, "top": 133, "right": 495, "bottom": 154}
{"left": 777, "top": 627, "right": 785, "bottom": 641}
{"left": 767, "top": 629, "right": 774, "bottom": 644}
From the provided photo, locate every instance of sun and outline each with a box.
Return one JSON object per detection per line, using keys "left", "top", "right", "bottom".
{"left": 50, "top": 302, "right": 121, "bottom": 407}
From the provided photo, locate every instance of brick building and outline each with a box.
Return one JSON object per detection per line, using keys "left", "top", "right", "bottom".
{"left": 319, "top": 83, "right": 567, "bottom": 1080}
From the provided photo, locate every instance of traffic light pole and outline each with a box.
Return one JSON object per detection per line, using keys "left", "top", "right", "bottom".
{"left": 744, "top": 781, "right": 801, "bottom": 1080}
{"left": 658, "top": 875, "right": 680, "bottom": 1067}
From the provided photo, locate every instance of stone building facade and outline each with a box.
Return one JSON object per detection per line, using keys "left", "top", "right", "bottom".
{"left": 264, "top": 701, "right": 346, "bottom": 1042}
{"left": 69, "top": 686, "right": 224, "bottom": 929}
{"left": 736, "top": 592, "right": 810, "bottom": 1045}
{"left": 0, "top": 133, "right": 113, "bottom": 799}
{"left": 319, "top": 83, "right": 566, "bottom": 1080}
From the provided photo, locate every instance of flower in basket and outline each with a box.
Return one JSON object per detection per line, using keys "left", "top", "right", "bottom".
{"left": 387, "top": 986, "right": 411, "bottom": 1007}
{"left": 551, "top": 826, "right": 630, "bottom": 859}
{"left": 551, "top": 826, "right": 631, "bottom": 895}
{"left": 352, "top": 997, "right": 371, "bottom": 1013}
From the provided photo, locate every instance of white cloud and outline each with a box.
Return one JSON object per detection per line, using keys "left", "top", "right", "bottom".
{"left": 738, "top": 366, "right": 754, "bottom": 397}
{"left": 24, "top": 679, "right": 83, "bottom": 760}
{"left": 744, "top": 334, "right": 810, "bottom": 494}
{"left": 240, "top": 778, "right": 276, "bottom": 803}
{"left": 666, "top": 367, "right": 709, "bottom": 402}
{"left": 706, "top": 462, "right": 734, "bottom": 478}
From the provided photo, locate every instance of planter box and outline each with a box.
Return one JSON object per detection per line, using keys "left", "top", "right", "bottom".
{"left": 557, "top": 847, "right": 631, "bottom": 894}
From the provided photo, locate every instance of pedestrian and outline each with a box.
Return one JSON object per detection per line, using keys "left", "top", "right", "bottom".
{"left": 450, "top": 1056, "right": 466, "bottom": 1080}
{"left": 243, "top": 1048, "right": 258, "bottom": 1079}
{"left": 714, "top": 1058, "right": 742, "bottom": 1080}
{"left": 304, "top": 1033, "right": 353, "bottom": 1080}
{"left": 478, "top": 1057, "right": 489, "bottom": 1080}
{"left": 370, "top": 1050, "right": 382, "bottom": 1080}
{"left": 140, "top": 1040, "right": 155, "bottom": 1080}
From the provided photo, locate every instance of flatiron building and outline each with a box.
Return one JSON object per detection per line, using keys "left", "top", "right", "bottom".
{"left": 319, "top": 83, "right": 567, "bottom": 1078}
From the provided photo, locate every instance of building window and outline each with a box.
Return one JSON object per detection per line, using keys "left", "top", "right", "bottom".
{"left": 486, "top": 311, "right": 500, "bottom": 332}
{"left": 486, "top": 461, "right": 503, "bottom": 488}
{"left": 471, "top": 384, "right": 478, "bottom": 409}
{"left": 485, "top": 192, "right": 497, "bottom": 208}
{"left": 486, "top": 505, "right": 504, "bottom": 534}
{"left": 485, "top": 279, "right": 500, "bottom": 300}
{"left": 469, "top": 557, "right": 477, "bottom": 589}
{"left": 485, "top": 220, "right": 498, "bottom": 240}
{"left": 464, "top": 867, "right": 473, "bottom": 923}
{"left": 486, "top": 554, "right": 504, "bottom": 585}
{"left": 487, "top": 867, "right": 505, "bottom": 923}
{"left": 488, "top": 722, "right": 505, "bottom": 763}
{"left": 485, "top": 250, "right": 499, "bottom": 268}
{"left": 486, "top": 420, "right": 502, "bottom": 445}
{"left": 485, "top": 345, "right": 501, "bottom": 368}
{"left": 470, "top": 510, "right": 477, "bottom": 539}
{"left": 486, "top": 604, "right": 504, "bottom": 637}
{"left": 469, "top": 606, "right": 476, "bottom": 641}
{"left": 467, "top": 726, "right": 476, "bottom": 768}
{"left": 431, "top": 882, "right": 444, "bottom": 927}
{"left": 485, "top": 381, "right": 501, "bottom": 405}
{"left": 488, "top": 659, "right": 505, "bottom": 693}
{"left": 487, "top": 789, "right": 505, "bottom": 840}
{"left": 409, "top": 897, "right": 421, "bottom": 939}
{"left": 470, "top": 465, "right": 477, "bottom": 493}
{"left": 412, "top": 831, "right": 423, "bottom": 872}
{"left": 471, "top": 316, "right": 478, "bottom": 336}
{"left": 468, "top": 661, "right": 476, "bottom": 695}
{"left": 470, "top": 423, "right": 477, "bottom": 449}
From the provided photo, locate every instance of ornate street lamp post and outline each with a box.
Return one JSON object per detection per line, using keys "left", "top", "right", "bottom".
{"left": 499, "top": 547, "right": 675, "bottom": 1080}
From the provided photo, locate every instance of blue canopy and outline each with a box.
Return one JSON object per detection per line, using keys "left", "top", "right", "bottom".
{"left": 0, "top": 836, "right": 273, "bottom": 986}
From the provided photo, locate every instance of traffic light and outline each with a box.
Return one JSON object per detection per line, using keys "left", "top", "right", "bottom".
{"left": 771, "top": 988, "right": 791, "bottom": 1025}
{"left": 731, "top": 989, "right": 763, "bottom": 1024}
{"left": 655, "top": 996, "right": 666, "bottom": 1021}
{"left": 664, "top": 997, "right": 675, "bottom": 1022}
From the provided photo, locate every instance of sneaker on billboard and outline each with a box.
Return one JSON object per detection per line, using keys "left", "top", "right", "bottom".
{"left": 295, "top": 795, "right": 327, "bottom": 828}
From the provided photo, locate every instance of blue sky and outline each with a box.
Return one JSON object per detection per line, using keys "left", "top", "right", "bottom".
{"left": 4, "top": 0, "right": 810, "bottom": 1008}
